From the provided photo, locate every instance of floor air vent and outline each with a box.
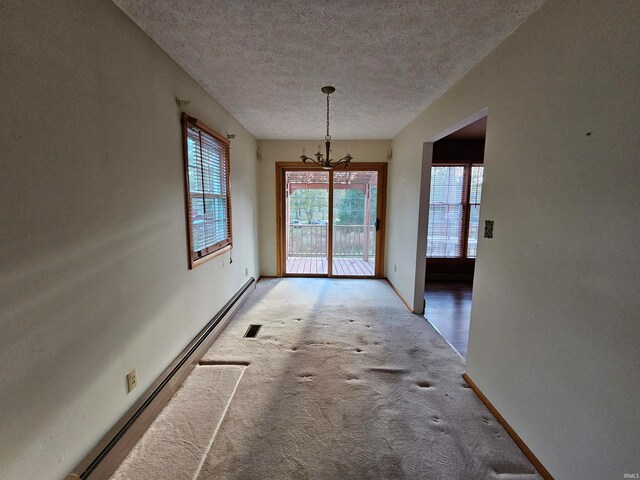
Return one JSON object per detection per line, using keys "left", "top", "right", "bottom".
{"left": 244, "top": 324, "right": 262, "bottom": 338}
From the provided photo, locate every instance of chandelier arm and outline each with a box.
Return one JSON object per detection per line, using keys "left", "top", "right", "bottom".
{"left": 331, "top": 157, "right": 350, "bottom": 168}
{"left": 301, "top": 155, "right": 324, "bottom": 167}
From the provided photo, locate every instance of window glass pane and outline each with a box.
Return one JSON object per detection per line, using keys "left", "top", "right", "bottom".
{"left": 187, "top": 135, "right": 203, "bottom": 193}
{"left": 190, "top": 196, "right": 205, "bottom": 252}
{"left": 469, "top": 165, "right": 483, "bottom": 204}
{"left": 467, "top": 166, "right": 484, "bottom": 258}
{"left": 427, "top": 166, "right": 465, "bottom": 257}
{"left": 467, "top": 205, "right": 480, "bottom": 258}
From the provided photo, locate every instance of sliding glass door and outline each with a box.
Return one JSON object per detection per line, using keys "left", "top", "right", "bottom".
{"left": 332, "top": 170, "right": 378, "bottom": 277}
{"left": 284, "top": 171, "right": 329, "bottom": 275}
{"left": 278, "top": 163, "right": 386, "bottom": 278}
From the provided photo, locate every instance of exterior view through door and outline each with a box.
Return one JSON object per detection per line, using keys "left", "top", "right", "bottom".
{"left": 285, "top": 170, "right": 330, "bottom": 274}
{"left": 277, "top": 163, "right": 386, "bottom": 277}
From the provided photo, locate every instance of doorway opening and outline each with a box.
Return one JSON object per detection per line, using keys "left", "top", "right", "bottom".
{"left": 276, "top": 163, "right": 387, "bottom": 278}
{"left": 424, "top": 115, "right": 486, "bottom": 359}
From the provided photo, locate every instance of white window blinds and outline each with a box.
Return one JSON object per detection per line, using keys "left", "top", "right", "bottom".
{"left": 466, "top": 165, "right": 484, "bottom": 258}
{"left": 427, "top": 166, "right": 466, "bottom": 257}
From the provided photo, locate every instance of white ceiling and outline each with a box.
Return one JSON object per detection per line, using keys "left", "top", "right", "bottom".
{"left": 113, "top": 0, "right": 545, "bottom": 140}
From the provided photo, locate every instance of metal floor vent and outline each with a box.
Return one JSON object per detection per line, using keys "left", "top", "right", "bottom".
{"left": 244, "top": 324, "right": 262, "bottom": 338}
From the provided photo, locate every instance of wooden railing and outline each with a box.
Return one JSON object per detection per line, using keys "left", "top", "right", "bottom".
{"left": 333, "top": 225, "right": 376, "bottom": 258}
{"left": 288, "top": 224, "right": 327, "bottom": 257}
{"left": 288, "top": 224, "right": 376, "bottom": 258}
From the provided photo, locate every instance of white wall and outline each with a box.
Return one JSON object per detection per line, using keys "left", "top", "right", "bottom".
{"left": 388, "top": 0, "right": 640, "bottom": 477}
{"left": 257, "top": 140, "right": 391, "bottom": 276}
{"left": 0, "top": 1, "right": 259, "bottom": 479}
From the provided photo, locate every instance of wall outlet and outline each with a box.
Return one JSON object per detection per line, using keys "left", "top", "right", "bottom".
{"left": 126, "top": 369, "right": 137, "bottom": 393}
{"left": 245, "top": 267, "right": 248, "bottom": 276}
{"left": 394, "top": 264, "right": 397, "bottom": 273}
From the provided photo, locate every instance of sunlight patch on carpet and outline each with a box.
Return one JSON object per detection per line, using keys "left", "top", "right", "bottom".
{"left": 109, "top": 365, "right": 245, "bottom": 480}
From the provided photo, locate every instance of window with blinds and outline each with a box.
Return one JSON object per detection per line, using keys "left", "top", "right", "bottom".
{"left": 182, "top": 113, "right": 232, "bottom": 268}
{"left": 427, "top": 164, "right": 484, "bottom": 259}
{"left": 427, "top": 166, "right": 466, "bottom": 257}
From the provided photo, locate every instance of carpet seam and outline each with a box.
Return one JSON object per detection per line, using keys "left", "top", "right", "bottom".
{"left": 191, "top": 366, "right": 247, "bottom": 480}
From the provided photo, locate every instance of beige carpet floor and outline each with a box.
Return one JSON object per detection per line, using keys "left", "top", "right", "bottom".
{"left": 113, "top": 278, "right": 540, "bottom": 480}
{"left": 110, "top": 365, "right": 245, "bottom": 480}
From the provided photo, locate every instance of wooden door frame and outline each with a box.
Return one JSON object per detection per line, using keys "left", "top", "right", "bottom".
{"left": 276, "top": 162, "right": 387, "bottom": 278}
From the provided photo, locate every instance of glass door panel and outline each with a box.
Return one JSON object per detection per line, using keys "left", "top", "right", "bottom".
{"left": 285, "top": 171, "right": 329, "bottom": 275}
{"left": 332, "top": 170, "right": 378, "bottom": 277}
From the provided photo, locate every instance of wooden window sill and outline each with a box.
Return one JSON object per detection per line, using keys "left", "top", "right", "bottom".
{"left": 190, "top": 244, "right": 232, "bottom": 269}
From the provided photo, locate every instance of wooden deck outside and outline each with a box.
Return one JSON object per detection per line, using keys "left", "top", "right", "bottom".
{"left": 286, "top": 257, "right": 375, "bottom": 276}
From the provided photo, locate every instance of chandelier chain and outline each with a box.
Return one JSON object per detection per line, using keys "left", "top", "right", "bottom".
{"left": 299, "top": 86, "right": 352, "bottom": 169}
{"left": 325, "top": 92, "right": 331, "bottom": 141}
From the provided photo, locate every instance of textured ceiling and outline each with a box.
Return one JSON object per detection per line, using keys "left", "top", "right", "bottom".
{"left": 113, "top": 0, "right": 545, "bottom": 139}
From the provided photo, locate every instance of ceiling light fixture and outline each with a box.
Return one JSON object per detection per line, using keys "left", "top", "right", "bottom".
{"left": 300, "top": 86, "right": 353, "bottom": 170}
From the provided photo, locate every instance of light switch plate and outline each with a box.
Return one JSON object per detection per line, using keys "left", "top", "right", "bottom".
{"left": 484, "top": 220, "right": 494, "bottom": 239}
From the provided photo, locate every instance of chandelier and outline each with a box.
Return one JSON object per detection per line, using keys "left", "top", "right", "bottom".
{"left": 300, "top": 86, "right": 353, "bottom": 170}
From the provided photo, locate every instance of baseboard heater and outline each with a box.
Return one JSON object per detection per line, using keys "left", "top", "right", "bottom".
{"left": 66, "top": 278, "right": 256, "bottom": 480}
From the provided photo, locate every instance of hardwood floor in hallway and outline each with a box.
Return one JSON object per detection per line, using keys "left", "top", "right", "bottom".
{"left": 424, "top": 282, "right": 473, "bottom": 359}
